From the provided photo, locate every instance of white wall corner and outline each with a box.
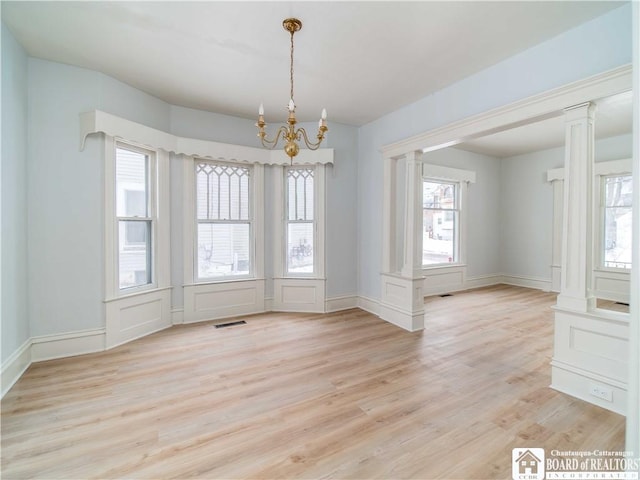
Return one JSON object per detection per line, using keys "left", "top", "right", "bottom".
{"left": 357, "top": 295, "right": 381, "bottom": 317}
{"left": 1, "top": 339, "right": 32, "bottom": 398}
{"left": 171, "top": 308, "right": 184, "bottom": 325}
{"left": 325, "top": 295, "right": 358, "bottom": 313}
{"left": 500, "top": 274, "right": 552, "bottom": 292}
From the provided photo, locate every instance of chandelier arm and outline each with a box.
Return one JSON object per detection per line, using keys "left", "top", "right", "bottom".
{"left": 296, "top": 127, "right": 325, "bottom": 151}
{"left": 259, "top": 126, "right": 289, "bottom": 149}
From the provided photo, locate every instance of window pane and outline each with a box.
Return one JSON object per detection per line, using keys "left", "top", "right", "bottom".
{"left": 423, "top": 179, "right": 458, "bottom": 266}
{"left": 423, "top": 181, "right": 455, "bottom": 210}
{"left": 196, "top": 163, "right": 250, "bottom": 220}
{"left": 116, "top": 147, "right": 148, "bottom": 217}
{"left": 604, "top": 206, "right": 632, "bottom": 269}
{"left": 423, "top": 210, "right": 457, "bottom": 265}
{"left": 287, "top": 222, "right": 314, "bottom": 274}
{"left": 604, "top": 175, "right": 632, "bottom": 207}
{"left": 119, "top": 220, "right": 151, "bottom": 289}
{"left": 287, "top": 168, "right": 314, "bottom": 221}
{"left": 198, "top": 223, "right": 250, "bottom": 278}
{"left": 603, "top": 175, "right": 632, "bottom": 269}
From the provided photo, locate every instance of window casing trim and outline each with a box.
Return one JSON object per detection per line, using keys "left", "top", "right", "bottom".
{"left": 421, "top": 164, "right": 474, "bottom": 271}
{"left": 104, "top": 136, "right": 170, "bottom": 301}
{"left": 193, "top": 159, "right": 255, "bottom": 282}
{"left": 183, "top": 156, "right": 265, "bottom": 285}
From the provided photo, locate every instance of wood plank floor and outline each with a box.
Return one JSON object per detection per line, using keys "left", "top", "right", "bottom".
{"left": 1, "top": 285, "right": 626, "bottom": 479}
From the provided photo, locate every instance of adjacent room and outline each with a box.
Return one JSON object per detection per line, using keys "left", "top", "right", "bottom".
{"left": 2, "top": 1, "right": 638, "bottom": 478}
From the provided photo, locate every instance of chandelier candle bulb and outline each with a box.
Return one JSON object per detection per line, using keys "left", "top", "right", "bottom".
{"left": 259, "top": 103, "right": 264, "bottom": 116}
{"left": 322, "top": 108, "right": 327, "bottom": 120}
{"left": 288, "top": 99, "right": 295, "bottom": 112}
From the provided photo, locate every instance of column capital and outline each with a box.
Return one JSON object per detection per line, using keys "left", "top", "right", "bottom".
{"left": 403, "top": 150, "right": 423, "bottom": 163}
{"left": 563, "top": 101, "right": 596, "bottom": 120}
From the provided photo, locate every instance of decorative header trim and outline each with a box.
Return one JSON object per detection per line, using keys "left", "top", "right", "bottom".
{"left": 79, "top": 110, "right": 333, "bottom": 165}
{"left": 546, "top": 158, "right": 632, "bottom": 182}
{"left": 423, "top": 163, "right": 476, "bottom": 183}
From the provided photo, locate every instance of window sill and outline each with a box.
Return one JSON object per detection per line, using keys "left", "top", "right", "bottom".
{"left": 422, "top": 263, "right": 466, "bottom": 272}
{"left": 105, "top": 285, "right": 171, "bottom": 303}
{"left": 186, "top": 277, "right": 264, "bottom": 287}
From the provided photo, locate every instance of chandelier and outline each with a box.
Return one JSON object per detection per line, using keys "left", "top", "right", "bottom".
{"left": 256, "top": 18, "right": 328, "bottom": 159}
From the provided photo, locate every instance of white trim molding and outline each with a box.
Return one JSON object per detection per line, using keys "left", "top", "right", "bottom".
{"left": 31, "top": 328, "right": 106, "bottom": 362}
{"left": 381, "top": 64, "right": 631, "bottom": 159}
{"left": 80, "top": 110, "right": 334, "bottom": 166}
{"left": 551, "top": 308, "right": 629, "bottom": 415}
{"left": 1, "top": 339, "right": 32, "bottom": 398}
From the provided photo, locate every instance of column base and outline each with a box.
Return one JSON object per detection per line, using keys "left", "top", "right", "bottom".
{"left": 379, "top": 273, "right": 425, "bottom": 332}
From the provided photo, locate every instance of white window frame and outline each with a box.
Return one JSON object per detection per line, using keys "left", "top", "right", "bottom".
{"left": 193, "top": 160, "right": 255, "bottom": 282}
{"left": 274, "top": 164, "right": 326, "bottom": 279}
{"left": 104, "top": 137, "right": 170, "bottom": 300}
{"left": 596, "top": 168, "right": 633, "bottom": 272}
{"left": 422, "top": 179, "right": 461, "bottom": 267}
{"left": 284, "top": 166, "right": 318, "bottom": 277}
{"left": 421, "top": 164, "right": 474, "bottom": 271}
{"left": 183, "top": 156, "right": 264, "bottom": 285}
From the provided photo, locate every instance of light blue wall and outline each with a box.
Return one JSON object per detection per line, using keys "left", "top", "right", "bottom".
{"left": 500, "top": 133, "right": 633, "bottom": 282}
{"left": 425, "top": 148, "right": 502, "bottom": 279}
{"left": 24, "top": 59, "right": 359, "bottom": 337}
{"left": 1, "top": 24, "right": 30, "bottom": 362}
{"left": 27, "top": 59, "right": 172, "bottom": 336}
{"left": 357, "top": 3, "right": 633, "bottom": 300}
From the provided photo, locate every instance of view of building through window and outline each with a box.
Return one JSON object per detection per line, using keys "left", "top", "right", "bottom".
{"left": 196, "top": 162, "right": 251, "bottom": 279}
{"left": 286, "top": 168, "right": 314, "bottom": 274}
{"left": 423, "top": 180, "right": 458, "bottom": 265}
{"left": 116, "top": 146, "right": 152, "bottom": 290}
{"left": 603, "top": 174, "right": 632, "bottom": 269}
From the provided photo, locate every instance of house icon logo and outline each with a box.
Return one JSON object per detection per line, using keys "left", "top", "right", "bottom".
{"left": 512, "top": 448, "right": 545, "bottom": 480}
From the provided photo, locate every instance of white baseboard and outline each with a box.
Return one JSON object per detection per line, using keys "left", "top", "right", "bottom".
{"left": 264, "top": 296, "right": 273, "bottom": 311}
{"left": 171, "top": 308, "right": 184, "bottom": 324}
{"left": 1, "top": 339, "right": 32, "bottom": 398}
{"left": 31, "top": 328, "right": 106, "bottom": 362}
{"left": 499, "top": 274, "right": 552, "bottom": 292}
{"left": 325, "top": 295, "right": 358, "bottom": 312}
{"left": 551, "top": 359, "right": 627, "bottom": 415}
{"left": 357, "top": 295, "right": 380, "bottom": 316}
{"left": 464, "top": 274, "right": 503, "bottom": 290}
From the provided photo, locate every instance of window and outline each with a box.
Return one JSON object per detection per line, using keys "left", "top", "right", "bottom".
{"left": 602, "top": 174, "right": 632, "bottom": 269}
{"left": 285, "top": 167, "right": 315, "bottom": 274}
{"left": 423, "top": 180, "right": 459, "bottom": 265}
{"left": 115, "top": 145, "right": 154, "bottom": 290}
{"left": 196, "top": 161, "right": 252, "bottom": 279}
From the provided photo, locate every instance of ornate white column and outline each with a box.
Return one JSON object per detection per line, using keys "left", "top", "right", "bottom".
{"left": 379, "top": 150, "right": 425, "bottom": 332}
{"left": 557, "top": 102, "right": 596, "bottom": 312}
{"left": 401, "top": 151, "right": 425, "bottom": 278}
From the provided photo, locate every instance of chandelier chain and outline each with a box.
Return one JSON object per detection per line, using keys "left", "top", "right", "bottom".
{"left": 289, "top": 30, "right": 295, "bottom": 103}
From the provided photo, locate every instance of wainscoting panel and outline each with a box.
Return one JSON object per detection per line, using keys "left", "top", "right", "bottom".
{"left": 551, "top": 308, "right": 629, "bottom": 415}
{"left": 105, "top": 289, "right": 172, "bottom": 348}
{"left": 422, "top": 266, "right": 465, "bottom": 296}
{"left": 183, "top": 279, "right": 265, "bottom": 323}
{"left": 593, "top": 269, "right": 630, "bottom": 303}
{"left": 273, "top": 278, "right": 325, "bottom": 313}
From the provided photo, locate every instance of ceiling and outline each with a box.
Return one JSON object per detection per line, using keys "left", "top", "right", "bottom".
{"left": 456, "top": 90, "right": 634, "bottom": 158}
{"left": 1, "top": 1, "right": 625, "bottom": 126}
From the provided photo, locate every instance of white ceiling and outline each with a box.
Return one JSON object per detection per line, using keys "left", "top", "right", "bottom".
{"left": 456, "top": 90, "right": 634, "bottom": 158}
{"left": 1, "top": 1, "right": 625, "bottom": 126}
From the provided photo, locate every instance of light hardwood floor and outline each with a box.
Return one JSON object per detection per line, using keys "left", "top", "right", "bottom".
{"left": 1, "top": 285, "right": 625, "bottom": 479}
